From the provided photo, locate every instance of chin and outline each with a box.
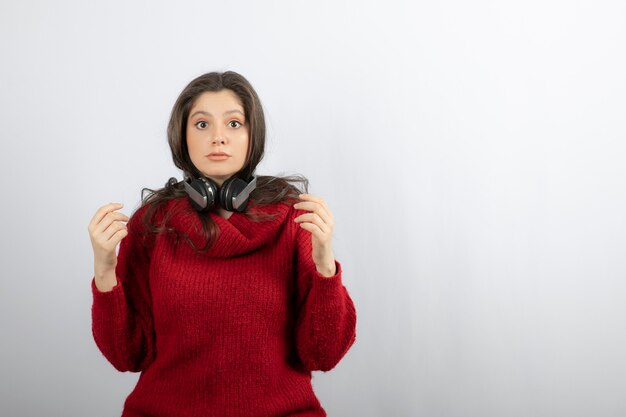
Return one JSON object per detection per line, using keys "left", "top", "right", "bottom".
{"left": 200, "top": 168, "right": 239, "bottom": 179}
{"left": 194, "top": 161, "right": 244, "bottom": 179}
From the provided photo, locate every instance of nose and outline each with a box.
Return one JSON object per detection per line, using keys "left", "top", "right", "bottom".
{"left": 211, "top": 126, "right": 227, "bottom": 145}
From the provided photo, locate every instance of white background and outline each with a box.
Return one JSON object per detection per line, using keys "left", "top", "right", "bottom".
{"left": 1, "top": 0, "right": 626, "bottom": 416}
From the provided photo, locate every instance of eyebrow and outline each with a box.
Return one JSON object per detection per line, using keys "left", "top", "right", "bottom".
{"left": 189, "top": 110, "right": 245, "bottom": 119}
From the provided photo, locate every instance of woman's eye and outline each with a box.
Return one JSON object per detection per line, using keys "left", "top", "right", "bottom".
{"left": 229, "top": 120, "right": 242, "bottom": 128}
{"left": 195, "top": 121, "right": 208, "bottom": 129}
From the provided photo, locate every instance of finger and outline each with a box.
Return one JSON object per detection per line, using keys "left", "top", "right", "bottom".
{"left": 100, "top": 221, "right": 128, "bottom": 242}
{"left": 293, "top": 201, "right": 332, "bottom": 227}
{"left": 103, "top": 226, "right": 129, "bottom": 248}
{"left": 294, "top": 201, "right": 330, "bottom": 220}
{"left": 299, "top": 194, "right": 333, "bottom": 218}
{"left": 97, "top": 228, "right": 129, "bottom": 253}
{"left": 294, "top": 213, "right": 330, "bottom": 234}
{"left": 89, "top": 203, "right": 125, "bottom": 231}
{"left": 93, "top": 211, "right": 130, "bottom": 236}
{"left": 297, "top": 195, "right": 333, "bottom": 224}
{"left": 297, "top": 221, "right": 326, "bottom": 240}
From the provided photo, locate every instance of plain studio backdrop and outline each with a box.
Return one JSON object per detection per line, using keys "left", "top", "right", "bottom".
{"left": 1, "top": 0, "right": 626, "bottom": 416}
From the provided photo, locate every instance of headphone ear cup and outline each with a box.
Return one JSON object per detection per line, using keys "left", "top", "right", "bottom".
{"left": 189, "top": 177, "right": 218, "bottom": 212}
{"left": 220, "top": 177, "right": 249, "bottom": 212}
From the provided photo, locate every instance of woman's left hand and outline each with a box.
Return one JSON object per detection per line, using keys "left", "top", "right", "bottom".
{"left": 293, "top": 194, "right": 337, "bottom": 277}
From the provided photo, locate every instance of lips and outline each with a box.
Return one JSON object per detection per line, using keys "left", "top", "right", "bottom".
{"left": 207, "top": 152, "right": 231, "bottom": 161}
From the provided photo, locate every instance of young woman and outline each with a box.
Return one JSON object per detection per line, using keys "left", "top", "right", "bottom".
{"left": 88, "top": 71, "right": 357, "bottom": 416}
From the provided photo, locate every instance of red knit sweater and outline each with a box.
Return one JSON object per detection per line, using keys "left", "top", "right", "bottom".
{"left": 91, "top": 197, "right": 357, "bottom": 417}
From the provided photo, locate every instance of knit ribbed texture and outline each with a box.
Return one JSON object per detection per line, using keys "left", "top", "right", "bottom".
{"left": 91, "top": 197, "right": 357, "bottom": 417}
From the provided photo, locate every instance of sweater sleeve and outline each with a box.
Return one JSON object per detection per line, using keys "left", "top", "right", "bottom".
{"left": 292, "top": 213, "right": 357, "bottom": 372}
{"left": 91, "top": 209, "right": 157, "bottom": 372}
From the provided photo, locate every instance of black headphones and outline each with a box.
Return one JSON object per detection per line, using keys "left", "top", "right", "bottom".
{"left": 168, "top": 175, "right": 257, "bottom": 213}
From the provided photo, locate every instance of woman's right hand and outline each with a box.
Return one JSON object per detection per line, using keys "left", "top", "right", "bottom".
{"left": 88, "top": 203, "right": 130, "bottom": 276}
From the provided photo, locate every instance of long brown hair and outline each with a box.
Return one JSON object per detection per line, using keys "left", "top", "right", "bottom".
{"left": 139, "top": 71, "right": 308, "bottom": 252}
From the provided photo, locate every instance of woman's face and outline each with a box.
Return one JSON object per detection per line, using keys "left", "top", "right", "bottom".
{"left": 186, "top": 89, "right": 249, "bottom": 186}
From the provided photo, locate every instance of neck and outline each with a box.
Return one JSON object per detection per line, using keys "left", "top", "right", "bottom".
{"left": 216, "top": 207, "right": 233, "bottom": 219}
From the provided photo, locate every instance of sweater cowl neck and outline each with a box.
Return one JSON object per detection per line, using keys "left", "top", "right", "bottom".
{"left": 160, "top": 197, "right": 292, "bottom": 258}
